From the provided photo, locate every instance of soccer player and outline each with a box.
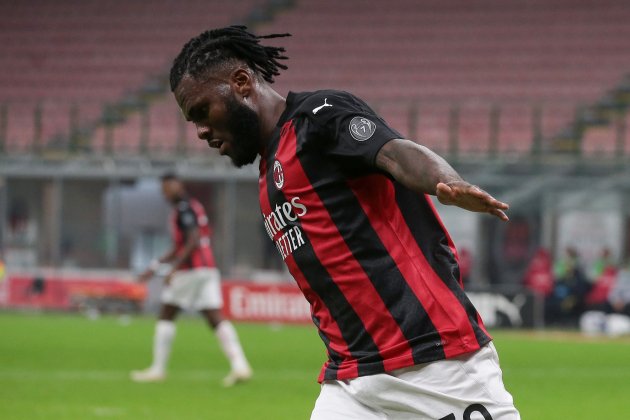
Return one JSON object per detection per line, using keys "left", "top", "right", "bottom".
{"left": 169, "top": 26, "right": 520, "bottom": 419}
{"left": 131, "top": 173, "right": 252, "bottom": 386}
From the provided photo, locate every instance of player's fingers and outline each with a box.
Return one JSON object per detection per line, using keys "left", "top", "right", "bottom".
{"left": 471, "top": 188, "right": 507, "bottom": 208}
{"left": 463, "top": 185, "right": 491, "bottom": 201}
{"left": 496, "top": 200, "right": 510, "bottom": 210}
{"left": 485, "top": 197, "right": 510, "bottom": 210}
{"left": 467, "top": 186, "right": 509, "bottom": 209}
{"left": 490, "top": 208, "right": 509, "bottom": 221}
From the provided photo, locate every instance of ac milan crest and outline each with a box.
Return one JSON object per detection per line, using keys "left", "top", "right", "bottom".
{"left": 273, "top": 160, "right": 284, "bottom": 190}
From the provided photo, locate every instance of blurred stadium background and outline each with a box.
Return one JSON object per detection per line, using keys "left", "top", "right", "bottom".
{"left": 1, "top": 0, "right": 630, "bottom": 419}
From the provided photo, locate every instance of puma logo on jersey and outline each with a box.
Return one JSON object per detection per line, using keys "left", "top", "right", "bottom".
{"left": 312, "top": 98, "right": 333, "bottom": 114}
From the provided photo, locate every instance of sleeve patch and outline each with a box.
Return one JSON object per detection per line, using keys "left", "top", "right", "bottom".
{"left": 349, "top": 116, "right": 377, "bottom": 142}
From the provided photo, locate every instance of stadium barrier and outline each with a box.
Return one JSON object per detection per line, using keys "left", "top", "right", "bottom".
{"left": 1, "top": 272, "right": 542, "bottom": 328}
{"left": 467, "top": 288, "right": 544, "bottom": 329}
{"left": 0, "top": 273, "right": 311, "bottom": 323}
{"left": 221, "top": 281, "right": 311, "bottom": 324}
{"left": 1, "top": 272, "right": 145, "bottom": 312}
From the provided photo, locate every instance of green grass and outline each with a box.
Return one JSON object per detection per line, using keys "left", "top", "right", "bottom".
{"left": 0, "top": 312, "right": 629, "bottom": 419}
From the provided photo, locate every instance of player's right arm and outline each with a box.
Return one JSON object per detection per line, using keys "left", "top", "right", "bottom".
{"left": 137, "top": 249, "right": 177, "bottom": 283}
{"left": 307, "top": 90, "right": 509, "bottom": 221}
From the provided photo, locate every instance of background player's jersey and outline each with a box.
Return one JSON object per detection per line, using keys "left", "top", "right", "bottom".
{"left": 170, "top": 197, "right": 216, "bottom": 270}
{"left": 259, "top": 90, "right": 491, "bottom": 382}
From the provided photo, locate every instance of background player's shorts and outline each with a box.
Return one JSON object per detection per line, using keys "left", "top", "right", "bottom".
{"left": 311, "top": 343, "right": 520, "bottom": 420}
{"left": 160, "top": 268, "right": 222, "bottom": 311}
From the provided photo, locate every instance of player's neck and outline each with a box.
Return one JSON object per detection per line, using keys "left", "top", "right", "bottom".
{"left": 256, "top": 85, "right": 286, "bottom": 153}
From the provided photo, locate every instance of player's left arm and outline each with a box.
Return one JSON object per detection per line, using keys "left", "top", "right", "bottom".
{"left": 375, "top": 139, "right": 509, "bottom": 221}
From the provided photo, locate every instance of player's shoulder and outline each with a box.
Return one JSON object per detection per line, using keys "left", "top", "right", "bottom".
{"left": 291, "top": 89, "right": 365, "bottom": 114}
{"left": 290, "top": 90, "right": 373, "bottom": 131}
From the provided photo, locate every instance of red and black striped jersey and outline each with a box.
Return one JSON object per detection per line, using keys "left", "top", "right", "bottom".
{"left": 259, "top": 90, "right": 491, "bottom": 383}
{"left": 170, "top": 197, "right": 216, "bottom": 270}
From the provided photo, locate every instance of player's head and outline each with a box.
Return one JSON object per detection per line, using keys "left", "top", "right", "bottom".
{"left": 160, "top": 172, "right": 186, "bottom": 203}
{"left": 169, "top": 25, "right": 290, "bottom": 167}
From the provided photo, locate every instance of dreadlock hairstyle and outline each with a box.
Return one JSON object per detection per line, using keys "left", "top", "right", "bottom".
{"left": 169, "top": 25, "right": 291, "bottom": 92}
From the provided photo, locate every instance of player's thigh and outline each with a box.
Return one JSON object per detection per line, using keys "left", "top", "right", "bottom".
{"left": 193, "top": 268, "right": 223, "bottom": 311}
{"left": 310, "top": 381, "right": 385, "bottom": 420}
{"left": 161, "top": 270, "right": 199, "bottom": 309}
{"left": 387, "top": 344, "right": 520, "bottom": 419}
{"left": 456, "top": 343, "right": 519, "bottom": 412}
{"left": 158, "top": 304, "right": 180, "bottom": 321}
{"left": 200, "top": 308, "right": 223, "bottom": 329}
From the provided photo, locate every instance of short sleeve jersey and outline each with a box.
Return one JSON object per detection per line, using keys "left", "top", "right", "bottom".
{"left": 170, "top": 197, "right": 216, "bottom": 270}
{"left": 258, "top": 90, "right": 490, "bottom": 383}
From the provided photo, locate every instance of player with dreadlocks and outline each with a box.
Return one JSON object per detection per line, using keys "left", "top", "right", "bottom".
{"left": 170, "top": 26, "right": 290, "bottom": 168}
{"left": 170, "top": 25, "right": 520, "bottom": 419}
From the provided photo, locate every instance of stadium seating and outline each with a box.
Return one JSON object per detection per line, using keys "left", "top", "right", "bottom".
{"left": 581, "top": 111, "right": 630, "bottom": 155}
{"left": 1, "top": 0, "right": 629, "bottom": 157}
{"left": 258, "top": 0, "right": 630, "bottom": 155}
{"left": 0, "top": 0, "right": 265, "bottom": 154}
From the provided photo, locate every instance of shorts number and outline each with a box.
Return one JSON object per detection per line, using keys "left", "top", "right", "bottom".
{"left": 438, "top": 404, "right": 493, "bottom": 420}
{"left": 464, "top": 404, "right": 493, "bottom": 420}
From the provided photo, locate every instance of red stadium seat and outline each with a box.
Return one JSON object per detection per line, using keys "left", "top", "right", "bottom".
{"left": 0, "top": 0, "right": 264, "bottom": 152}
{"left": 2, "top": 0, "right": 629, "bottom": 157}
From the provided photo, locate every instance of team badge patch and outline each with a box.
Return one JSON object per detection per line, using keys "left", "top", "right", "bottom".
{"left": 273, "top": 160, "right": 285, "bottom": 190}
{"left": 349, "top": 116, "right": 377, "bottom": 141}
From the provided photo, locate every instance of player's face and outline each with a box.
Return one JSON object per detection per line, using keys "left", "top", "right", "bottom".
{"left": 174, "top": 76, "right": 261, "bottom": 168}
{"left": 161, "top": 179, "right": 181, "bottom": 203}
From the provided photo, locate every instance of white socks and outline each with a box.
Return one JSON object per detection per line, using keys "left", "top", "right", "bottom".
{"left": 148, "top": 319, "right": 249, "bottom": 375}
{"left": 150, "top": 320, "right": 176, "bottom": 374}
{"left": 215, "top": 321, "right": 250, "bottom": 372}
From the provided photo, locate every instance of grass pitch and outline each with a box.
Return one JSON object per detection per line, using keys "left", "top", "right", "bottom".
{"left": 1, "top": 312, "right": 629, "bottom": 419}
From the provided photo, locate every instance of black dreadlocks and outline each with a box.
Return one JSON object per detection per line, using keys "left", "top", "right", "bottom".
{"left": 169, "top": 25, "right": 290, "bottom": 92}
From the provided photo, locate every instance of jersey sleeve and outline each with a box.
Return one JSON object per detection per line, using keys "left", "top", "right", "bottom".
{"left": 307, "top": 91, "right": 403, "bottom": 167}
{"left": 176, "top": 201, "right": 198, "bottom": 232}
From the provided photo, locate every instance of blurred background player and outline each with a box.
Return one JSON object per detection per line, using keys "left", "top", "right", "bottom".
{"left": 131, "top": 173, "right": 252, "bottom": 386}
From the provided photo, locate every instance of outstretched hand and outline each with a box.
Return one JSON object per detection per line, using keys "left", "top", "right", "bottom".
{"left": 436, "top": 181, "right": 509, "bottom": 221}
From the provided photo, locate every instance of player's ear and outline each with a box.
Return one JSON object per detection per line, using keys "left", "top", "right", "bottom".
{"left": 230, "top": 68, "right": 253, "bottom": 99}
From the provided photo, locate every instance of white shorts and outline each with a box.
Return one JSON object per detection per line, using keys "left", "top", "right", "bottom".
{"left": 311, "top": 343, "right": 520, "bottom": 420}
{"left": 160, "top": 268, "right": 223, "bottom": 311}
